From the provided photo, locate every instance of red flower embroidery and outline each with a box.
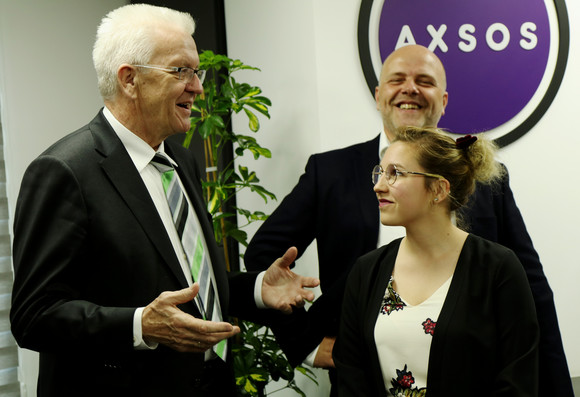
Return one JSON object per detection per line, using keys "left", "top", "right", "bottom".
{"left": 400, "top": 373, "right": 415, "bottom": 388}
{"left": 390, "top": 365, "right": 427, "bottom": 396}
{"left": 422, "top": 318, "right": 436, "bottom": 335}
{"left": 395, "top": 365, "right": 415, "bottom": 388}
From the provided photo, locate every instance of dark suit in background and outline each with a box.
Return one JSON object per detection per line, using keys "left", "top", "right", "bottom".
{"left": 244, "top": 135, "right": 573, "bottom": 395}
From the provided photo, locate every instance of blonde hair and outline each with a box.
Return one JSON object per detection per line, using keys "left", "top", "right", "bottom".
{"left": 92, "top": 4, "right": 196, "bottom": 100}
{"left": 392, "top": 126, "right": 504, "bottom": 211}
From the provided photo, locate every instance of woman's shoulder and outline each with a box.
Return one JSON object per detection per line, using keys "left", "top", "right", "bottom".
{"left": 350, "top": 238, "right": 402, "bottom": 278}
{"left": 463, "top": 234, "right": 523, "bottom": 274}
{"left": 465, "top": 233, "right": 515, "bottom": 256}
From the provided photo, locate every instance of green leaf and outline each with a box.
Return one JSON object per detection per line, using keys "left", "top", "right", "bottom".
{"left": 246, "top": 101, "right": 270, "bottom": 117}
{"left": 227, "top": 228, "right": 248, "bottom": 246}
{"left": 243, "top": 108, "right": 260, "bottom": 132}
{"left": 207, "top": 189, "right": 221, "bottom": 214}
{"left": 243, "top": 379, "right": 257, "bottom": 394}
{"left": 249, "top": 373, "right": 266, "bottom": 382}
{"left": 247, "top": 146, "right": 272, "bottom": 159}
{"left": 241, "top": 87, "right": 262, "bottom": 98}
{"left": 296, "top": 366, "right": 319, "bottom": 385}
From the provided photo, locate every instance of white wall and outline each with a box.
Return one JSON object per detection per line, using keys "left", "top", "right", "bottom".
{"left": 0, "top": 1, "right": 126, "bottom": 395}
{"left": 225, "top": 0, "right": 580, "bottom": 394}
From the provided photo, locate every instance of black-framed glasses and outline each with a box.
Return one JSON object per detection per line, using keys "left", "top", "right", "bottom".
{"left": 372, "top": 164, "right": 443, "bottom": 185}
{"left": 133, "top": 64, "right": 206, "bottom": 84}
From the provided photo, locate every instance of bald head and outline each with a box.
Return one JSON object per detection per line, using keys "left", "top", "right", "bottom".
{"left": 375, "top": 45, "right": 449, "bottom": 140}
{"left": 380, "top": 45, "right": 447, "bottom": 90}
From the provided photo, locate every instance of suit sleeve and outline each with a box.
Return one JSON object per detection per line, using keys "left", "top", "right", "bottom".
{"left": 244, "top": 155, "right": 319, "bottom": 271}
{"left": 243, "top": 156, "right": 329, "bottom": 365}
{"left": 489, "top": 169, "right": 572, "bottom": 395}
{"left": 10, "top": 156, "right": 135, "bottom": 354}
{"left": 492, "top": 248, "right": 540, "bottom": 396}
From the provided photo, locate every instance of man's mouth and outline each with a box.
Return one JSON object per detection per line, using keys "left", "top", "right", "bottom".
{"left": 177, "top": 102, "right": 191, "bottom": 110}
{"left": 398, "top": 103, "right": 420, "bottom": 110}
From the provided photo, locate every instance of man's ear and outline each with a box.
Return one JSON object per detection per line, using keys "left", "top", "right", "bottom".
{"left": 117, "top": 64, "right": 138, "bottom": 98}
{"left": 441, "top": 91, "right": 449, "bottom": 116}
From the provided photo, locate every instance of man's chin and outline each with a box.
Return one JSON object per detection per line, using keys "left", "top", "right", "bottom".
{"left": 391, "top": 117, "right": 426, "bottom": 131}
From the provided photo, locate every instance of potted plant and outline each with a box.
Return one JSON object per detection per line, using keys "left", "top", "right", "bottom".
{"left": 184, "top": 50, "right": 317, "bottom": 396}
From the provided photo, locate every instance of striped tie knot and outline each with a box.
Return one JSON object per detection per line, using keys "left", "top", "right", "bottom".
{"left": 150, "top": 153, "right": 174, "bottom": 173}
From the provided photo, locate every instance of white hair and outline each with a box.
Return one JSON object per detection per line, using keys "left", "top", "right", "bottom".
{"left": 92, "top": 4, "right": 196, "bottom": 101}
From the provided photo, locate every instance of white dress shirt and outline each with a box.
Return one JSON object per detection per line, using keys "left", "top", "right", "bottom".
{"left": 102, "top": 108, "right": 266, "bottom": 351}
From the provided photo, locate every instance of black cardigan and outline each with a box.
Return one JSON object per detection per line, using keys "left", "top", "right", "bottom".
{"left": 333, "top": 234, "right": 539, "bottom": 397}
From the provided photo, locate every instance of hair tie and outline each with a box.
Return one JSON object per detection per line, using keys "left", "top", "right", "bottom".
{"left": 456, "top": 134, "right": 477, "bottom": 149}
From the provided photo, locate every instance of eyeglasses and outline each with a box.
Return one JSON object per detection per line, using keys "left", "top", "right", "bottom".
{"left": 372, "top": 164, "right": 443, "bottom": 185}
{"left": 133, "top": 64, "right": 206, "bottom": 84}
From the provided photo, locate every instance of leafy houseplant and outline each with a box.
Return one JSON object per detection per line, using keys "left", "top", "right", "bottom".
{"left": 184, "top": 50, "right": 317, "bottom": 396}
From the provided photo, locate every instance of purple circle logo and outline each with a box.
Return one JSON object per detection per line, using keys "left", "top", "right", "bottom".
{"left": 358, "top": 0, "right": 569, "bottom": 146}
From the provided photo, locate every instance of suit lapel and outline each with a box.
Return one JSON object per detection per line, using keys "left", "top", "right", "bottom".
{"left": 356, "top": 136, "right": 381, "bottom": 243}
{"left": 89, "top": 112, "right": 191, "bottom": 290}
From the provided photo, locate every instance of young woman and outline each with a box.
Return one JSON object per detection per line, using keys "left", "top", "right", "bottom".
{"left": 333, "top": 126, "right": 539, "bottom": 396}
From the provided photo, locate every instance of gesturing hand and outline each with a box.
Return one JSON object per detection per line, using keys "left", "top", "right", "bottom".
{"left": 142, "top": 284, "right": 240, "bottom": 353}
{"left": 262, "top": 246, "right": 320, "bottom": 314}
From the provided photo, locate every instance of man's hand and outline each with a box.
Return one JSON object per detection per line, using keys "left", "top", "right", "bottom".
{"left": 262, "top": 247, "right": 320, "bottom": 314}
{"left": 314, "top": 336, "right": 336, "bottom": 368}
{"left": 142, "top": 284, "right": 240, "bottom": 353}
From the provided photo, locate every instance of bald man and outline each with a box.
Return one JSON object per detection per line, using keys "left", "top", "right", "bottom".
{"left": 245, "top": 45, "right": 572, "bottom": 396}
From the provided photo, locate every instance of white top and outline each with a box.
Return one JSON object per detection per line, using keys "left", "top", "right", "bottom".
{"left": 374, "top": 275, "right": 452, "bottom": 396}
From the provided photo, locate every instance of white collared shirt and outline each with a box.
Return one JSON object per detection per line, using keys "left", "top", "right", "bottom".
{"left": 102, "top": 108, "right": 266, "bottom": 351}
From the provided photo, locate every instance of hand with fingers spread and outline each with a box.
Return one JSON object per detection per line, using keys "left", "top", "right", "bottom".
{"left": 262, "top": 246, "right": 320, "bottom": 314}
{"left": 141, "top": 283, "right": 240, "bottom": 353}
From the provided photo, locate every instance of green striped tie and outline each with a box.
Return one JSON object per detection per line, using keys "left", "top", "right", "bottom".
{"left": 151, "top": 153, "right": 227, "bottom": 360}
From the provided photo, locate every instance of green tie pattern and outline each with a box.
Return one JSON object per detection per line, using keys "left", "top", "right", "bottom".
{"left": 151, "top": 153, "right": 226, "bottom": 360}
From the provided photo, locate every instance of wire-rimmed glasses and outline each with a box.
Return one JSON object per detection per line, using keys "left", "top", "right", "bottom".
{"left": 133, "top": 64, "right": 206, "bottom": 84}
{"left": 372, "top": 164, "right": 443, "bottom": 185}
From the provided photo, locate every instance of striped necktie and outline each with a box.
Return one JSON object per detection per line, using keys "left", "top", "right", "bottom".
{"left": 150, "top": 153, "right": 227, "bottom": 361}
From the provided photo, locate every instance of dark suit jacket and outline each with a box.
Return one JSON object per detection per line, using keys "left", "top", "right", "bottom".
{"left": 244, "top": 135, "right": 573, "bottom": 395}
{"left": 10, "top": 110, "right": 260, "bottom": 396}
{"left": 333, "top": 235, "right": 539, "bottom": 397}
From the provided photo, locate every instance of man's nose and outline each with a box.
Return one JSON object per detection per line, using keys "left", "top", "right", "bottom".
{"left": 186, "top": 76, "right": 203, "bottom": 94}
{"left": 401, "top": 79, "right": 419, "bottom": 95}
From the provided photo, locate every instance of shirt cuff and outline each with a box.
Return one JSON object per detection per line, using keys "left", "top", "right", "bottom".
{"left": 254, "top": 271, "right": 267, "bottom": 309}
{"left": 304, "top": 345, "right": 320, "bottom": 367}
{"left": 133, "top": 307, "right": 158, "bottom": 350}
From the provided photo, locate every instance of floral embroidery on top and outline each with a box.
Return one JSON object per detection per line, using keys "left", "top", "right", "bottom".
{"left": 389, "top": 365, "right": 427, "bottom": 397}
{"left": 380, "top": 276, "right": 406, "bottom": 315}
{"left": 422, "top": 318, "right": 436, "bottom": 336}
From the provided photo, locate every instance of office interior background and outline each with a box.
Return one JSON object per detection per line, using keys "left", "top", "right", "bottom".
{"left": 0, "top": 1, "right": 578, "bottom": 395}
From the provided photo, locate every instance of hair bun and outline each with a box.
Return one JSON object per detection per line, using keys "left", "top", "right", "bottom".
{"left": 456, "top": 134, "right": 477, "bottom": 149}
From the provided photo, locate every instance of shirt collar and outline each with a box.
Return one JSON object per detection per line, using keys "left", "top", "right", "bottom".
{"left": 379, "top": 129, "right": 390, "bottom": 161}
{"left": 102, "top": 107, "right": 177, "bottom": 171}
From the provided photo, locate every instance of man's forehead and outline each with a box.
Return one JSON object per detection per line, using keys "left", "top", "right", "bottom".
{"left": 386, "top": 54, "right": 440, "bottom": 73}
{"left": 382, "top": 53, "right": 446, "bottom": 85}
